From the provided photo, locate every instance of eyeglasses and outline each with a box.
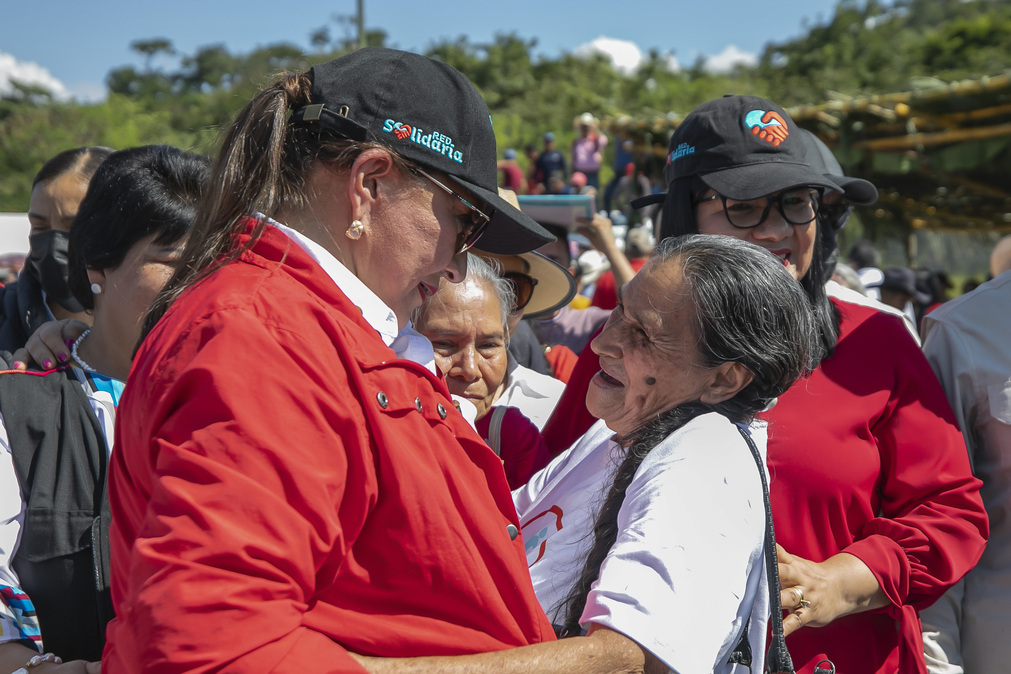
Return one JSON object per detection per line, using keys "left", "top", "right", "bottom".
{"left": 503, "top": 271, "right": 538, "bottom": 312}
{"left": 694, "top": 188, "right": 821, "bottom": 230}
{"left": 410, "top": 165, "right": 492, "bottom": 254}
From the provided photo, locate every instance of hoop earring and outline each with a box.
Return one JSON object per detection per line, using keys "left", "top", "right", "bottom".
{"left": 345, "top": 220, "right": 364, "bottom": 240}
{"left": 90, "top": 283, "right": 103, "bottom": 295}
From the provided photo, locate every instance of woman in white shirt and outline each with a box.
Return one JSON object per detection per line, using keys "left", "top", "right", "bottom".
{"left": 512, "top": 233, "right": 815, "bottom": 673}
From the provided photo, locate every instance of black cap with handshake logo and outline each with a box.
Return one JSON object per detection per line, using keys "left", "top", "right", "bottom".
{"left": 633, "top": 95, "right": 841, "bottom": 208}
{"left": 290, "top": 47, "right": 553, "bottom": 254}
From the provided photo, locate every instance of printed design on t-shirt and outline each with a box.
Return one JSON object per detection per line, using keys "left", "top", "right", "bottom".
{"left": 382, "top": 119, "right": 465, "bottom": 164}
{"left": 744, "top": 109, "right": 789, "bottom": 146}
{"left": 0, "top": 585, "right": 42, "bottom": 647}
{"left": 521, "top": 505, "right": 564, "bottom": 567}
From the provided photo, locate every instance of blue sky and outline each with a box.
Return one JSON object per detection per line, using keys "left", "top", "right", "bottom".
{"left": 0, "top": 0, "right": 858, "bottom": 102}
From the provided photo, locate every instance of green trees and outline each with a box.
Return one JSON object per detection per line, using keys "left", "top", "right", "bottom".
{"left": 2, "top": 0, "right": 1009, "bottom": 213}
{"left": 759, "top": 0, "right": 1011, "bottom": 104}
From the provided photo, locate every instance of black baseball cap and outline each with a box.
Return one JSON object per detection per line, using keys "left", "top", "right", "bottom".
{"left": 881, "top": 267, "right": 931, "bottom": 304}
{"left": 290, "top": 47, "right": 554, "bottom": 254}
{"left": 633, "top": 95, "right": 840, "bottom": 208}
{"left": 797, "top": 129, "right": 878, "bottom": 206}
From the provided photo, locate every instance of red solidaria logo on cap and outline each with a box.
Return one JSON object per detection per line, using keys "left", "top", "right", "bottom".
{"left": 744, "top": 110, "right": 789, "bottom": 146}
{"left": 382, "top": 119, "right": 466, "bottom": 164}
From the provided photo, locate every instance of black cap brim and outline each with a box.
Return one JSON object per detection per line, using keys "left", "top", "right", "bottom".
{"left": 829, "top": 174, "right": 878, "bottom": 206}
{"left": 631, "top": 192, "right": 667, "bottom": 210}
{"left": 701, "top": 162, "right": 841, "bottom": 201}
{"left": 446, "top": 175, "right": 556, "bottom": 254}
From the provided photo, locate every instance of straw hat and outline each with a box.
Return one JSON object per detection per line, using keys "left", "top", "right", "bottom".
{"left": 478, "top": 190, "right": 578, "bottom": 318}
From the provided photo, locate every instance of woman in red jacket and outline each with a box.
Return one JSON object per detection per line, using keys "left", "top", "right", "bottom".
{"left": 102, "top": 49, "right": 579, "bottom": 674}
{"left": 635, "top": 95, "right": 987, "bottom": 674}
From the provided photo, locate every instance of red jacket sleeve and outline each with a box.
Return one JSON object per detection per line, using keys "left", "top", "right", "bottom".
{"left": 843, "top": 314, "right": 988, "bottom": 609}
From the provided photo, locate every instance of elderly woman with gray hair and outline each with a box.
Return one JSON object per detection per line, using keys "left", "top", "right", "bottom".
{"left": 355, "top": 233, "right": 816, "bottom": 673}
{"left": 413, "top": 254, "right": 553, "bottom": 488}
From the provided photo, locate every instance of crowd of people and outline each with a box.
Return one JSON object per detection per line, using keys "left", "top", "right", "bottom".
{"left": 0, "top": 46, "right": 1005, "bottom": 674}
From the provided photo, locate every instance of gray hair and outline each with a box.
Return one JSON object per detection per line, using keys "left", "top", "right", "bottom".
{"left": 412, "top": 253, "right": 517, "bottom": 341}
{"left": 556, "top": 233, "right": 817, "bottom": 636}
{"left": 653, "top": 234, "right": 817, "bottom": 422}
{"left": 832, "top": 262, "right": 867, "bottom": 295}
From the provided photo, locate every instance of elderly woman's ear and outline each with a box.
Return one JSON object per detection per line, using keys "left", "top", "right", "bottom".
{"left": 699, "top": 362, "right": 754, "bottom": 406}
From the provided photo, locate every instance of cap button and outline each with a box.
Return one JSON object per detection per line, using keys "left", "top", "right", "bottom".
{"left": 506, "top": 524, "right": 519, "bottom": 540}
{"left": 437, "top": 403, "right": 448, "bottom": 419}
{"left": 376, "top": 391, "right": 389, "bottom": 409}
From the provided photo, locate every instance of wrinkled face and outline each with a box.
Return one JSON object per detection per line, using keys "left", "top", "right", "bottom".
{"left": 419, "top": 277, "right": 509, "bottom": 419}
{"left": 695, "top": 189, "right": 817, "bottom": 281}
{"left": 353, "top": 168, "right": 477, "bottom": 328}
{"left": 586, "top": 259, "right": 716, "bottom": 439}
{"left": 28, "top": 172, "right": 89, "bottom": 236}
{"left": 95, "top": 233, "right": 183, "bottom": 359}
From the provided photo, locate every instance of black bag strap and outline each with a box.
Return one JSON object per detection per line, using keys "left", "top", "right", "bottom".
{"left": 727, "top": 424, "right": 795, "bottom": 674}
{"left": 486, "top": 406, "right": 508, "bottom": 457}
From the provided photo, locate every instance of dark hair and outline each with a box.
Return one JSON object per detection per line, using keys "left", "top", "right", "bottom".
{"left": 659, "top": 176, "right": 840, "bottom": 365}
{"left": 557, "top": 233, "right": 816, "bottom": 635}
{"left": 847, "top": 239, "right": 881, "bottom": 269}
{"left": 140, "top": 71, "right": 417, "bottom": 342}
{"left": 68, "top": 146, "right": 211, "bottom": 310}
{"left": 33, "top": 146, "right": 115, "bottom": 189}
{"left": 818, "top": 207, "right": 845, "bottom": 278}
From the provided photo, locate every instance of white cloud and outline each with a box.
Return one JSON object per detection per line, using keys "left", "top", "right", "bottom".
{"left": 68, "top": 81, "right": 108, "bottom": 103}
{"left": 661, "top": 52, "right": 681, "bottom": 72}
{"left": 704, "top": 45, "right": 758, "bottom": 73}
{"left": 0, "top": 51, "right": 70, "bottom": 99}
{"left": 574, "top": 36, "right": 644, "bottom": 75}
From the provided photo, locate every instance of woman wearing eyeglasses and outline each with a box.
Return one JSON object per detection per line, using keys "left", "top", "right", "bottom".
{"left": 101, "top": 49, "right": 569, "bottom": 673}
{"left": 636, "top": 95, "right": 987, "bottom": 674}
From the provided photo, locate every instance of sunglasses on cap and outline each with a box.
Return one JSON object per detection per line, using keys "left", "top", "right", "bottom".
{"left": 409, "top": 164, "right": 492, "bottom": 254}
{"left": 503, "top": 271, "right": 538, "bottom": 312}
{"left": 694, "top": 188, "right": 821, "bottom": 230}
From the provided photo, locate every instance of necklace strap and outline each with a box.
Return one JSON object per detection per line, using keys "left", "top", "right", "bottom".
{"left": 71, "top": 329, "right": 96, "bottom": 372}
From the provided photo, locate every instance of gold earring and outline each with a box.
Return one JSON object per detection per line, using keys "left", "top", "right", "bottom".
{"left": 345, "top": 219, "right": 364, "bottom": 240}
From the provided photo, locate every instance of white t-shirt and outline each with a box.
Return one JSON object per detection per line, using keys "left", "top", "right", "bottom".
{"left": 513, "top": 413, "right": 769, "bottom": 674}
{"left": 496, "top": 355, "right": 566, "bottom": 430}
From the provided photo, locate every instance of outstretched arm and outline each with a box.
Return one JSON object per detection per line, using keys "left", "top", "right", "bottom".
{"left": 350, "top": 625, "right": 654, "bottom": 674}
{"left": 575, "top": 214, "right": 637, "bottom": 290}
{"left": 0, "top": 642, "right": 99, "bottom": 674}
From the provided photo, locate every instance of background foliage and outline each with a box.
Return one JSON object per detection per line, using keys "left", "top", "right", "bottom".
{"left": 2, "top": 0, "right": 1009, "bottom": 276}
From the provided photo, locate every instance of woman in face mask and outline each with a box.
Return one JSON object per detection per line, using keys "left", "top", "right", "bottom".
{"left": 0, "top": 146, "right": 114, "bottom": 354}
